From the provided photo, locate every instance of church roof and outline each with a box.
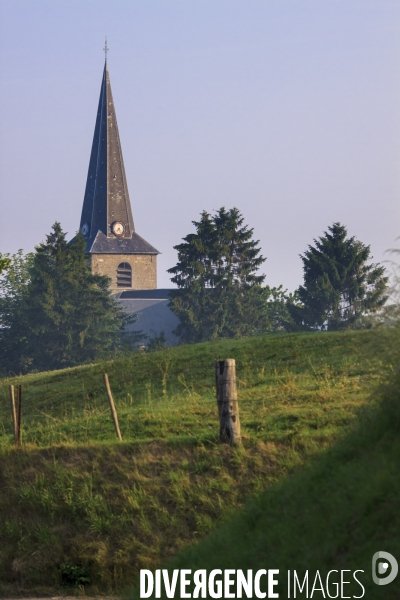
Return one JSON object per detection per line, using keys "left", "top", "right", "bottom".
{"left": 86, "top": 230, "right": 159, "bottom": 254}
{"left": 79, "top": 60, "right": 159, "bottom": 255}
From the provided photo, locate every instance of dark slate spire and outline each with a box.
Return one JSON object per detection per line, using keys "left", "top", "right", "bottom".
{"left": 79, "top": 61, "right": 159, "bottom": 255}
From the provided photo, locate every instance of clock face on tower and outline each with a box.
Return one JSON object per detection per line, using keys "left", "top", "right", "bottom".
{"left": 112, "top": 221, "right": 125, "bottom": 237}
{"left": 81, "top": 222, "right": 89, "bottom": 236}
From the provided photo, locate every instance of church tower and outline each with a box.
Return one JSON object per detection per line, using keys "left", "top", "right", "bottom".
{"left": 80, "top": 52, "right": 159, "bottom": 292}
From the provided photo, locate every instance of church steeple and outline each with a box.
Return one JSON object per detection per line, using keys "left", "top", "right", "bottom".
{"left": 79, "top": 52, "right": 159, "bottom": 291}
{"left": 80, "top": 61, "right": 135, "bottom": 240}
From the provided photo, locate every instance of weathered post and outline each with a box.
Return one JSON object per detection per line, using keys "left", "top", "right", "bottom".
{"left": 16, "top": 385, "right": 22, "bottom": 445}
{"left": 9, "top": 385, "right": 18, "bottom": 444}
{"left": 103, "top": 374, "right": 123, "bottom": 441}
{"left": 215, "top": 359, "right": 241, "bottom": 445}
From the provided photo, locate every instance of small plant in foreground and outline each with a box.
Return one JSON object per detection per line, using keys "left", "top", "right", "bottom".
{"left": 60, "top": 562, "right": 91, "bottom": 587}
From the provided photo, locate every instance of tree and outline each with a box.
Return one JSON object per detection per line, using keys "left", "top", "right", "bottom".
{"left": 168, "top": 207, "right": 270, "bottom": 342}
{"left": 292, "top": 222, "right": 388, "bottom": 330}
{"left": 0, "top": 250, "right": 34, "bottom": 371}
{"left": 0, "top": 223, "right": 137, "bottom": 374}
{"left": 264, "top": 285, "right": 302, "bottom": 332}
{"left": 373, "top": 241, "right": 400, "bottom": 328}
{"left": 147, "top": 331, "right": 167, "bottom": 352}
{"left": 0, "top": 253, "right": 11, "bottom": 275}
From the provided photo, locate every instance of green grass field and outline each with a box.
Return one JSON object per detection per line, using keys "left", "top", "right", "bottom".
{"left": 136, "top": 331, "right": 400, "bottom": 600}
{"left": 0, "top": 329, "right": 396, "bottom": 596}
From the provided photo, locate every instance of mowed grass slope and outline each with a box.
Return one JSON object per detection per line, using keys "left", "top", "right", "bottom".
{"left": 0, "top": 329, "right": 395, "bottom": 595}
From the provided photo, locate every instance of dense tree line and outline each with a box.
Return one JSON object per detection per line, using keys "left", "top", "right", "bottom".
{"left": 168, "top": 210, "right": 389, "bottom": 342}
{"left": 0, "top": 214, "right": 390, "bottom": 373}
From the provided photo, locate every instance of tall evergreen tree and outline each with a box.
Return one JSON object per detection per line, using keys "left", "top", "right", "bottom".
{"left": 0, "top": 223, "right": 137, "bottom": 373}
{"left": 292, "top": 222, "right": 388, "bottom": 330}
{"left": 168, "top": 207, "right": 268, "bottom": 342}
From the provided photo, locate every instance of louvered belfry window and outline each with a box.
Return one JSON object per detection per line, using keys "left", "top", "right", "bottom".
{"left": 117, "top": 262, "right": 132, "bottom": 288}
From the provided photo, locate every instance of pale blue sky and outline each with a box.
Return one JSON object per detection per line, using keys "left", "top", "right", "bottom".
{"left": 1, "top": 0, "right": 399, "bottom": 290}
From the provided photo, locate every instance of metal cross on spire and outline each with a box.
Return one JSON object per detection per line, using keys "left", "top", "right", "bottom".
{"left": 103, "top": 37, "right": 109, "bottom": 62}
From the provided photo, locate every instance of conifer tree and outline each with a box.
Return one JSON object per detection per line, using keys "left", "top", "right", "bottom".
{"left": 0, "top": 223, "right": 136, "bottom": 373}
{"left": 168, "top": 207, "right": 268, "bottom": 342}
{"left": 292, "top": 222, "right": 388, "bottom": 330}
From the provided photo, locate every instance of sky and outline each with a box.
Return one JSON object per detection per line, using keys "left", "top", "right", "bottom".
{"left": 0, "top": 0, "right": 399, "bottom": 291}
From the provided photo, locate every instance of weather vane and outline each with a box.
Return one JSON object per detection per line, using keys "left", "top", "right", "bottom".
{"left": 103, "top": 37, "right": 109, "bottom": 62}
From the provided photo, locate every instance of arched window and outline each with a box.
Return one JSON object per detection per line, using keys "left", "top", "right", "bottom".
{"left": 117, "top": 262, "right": 132, "bottom": 288}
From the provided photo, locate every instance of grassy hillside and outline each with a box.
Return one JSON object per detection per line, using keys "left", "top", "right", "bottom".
{"left": 140, "top": 332, "right": 400, "bottom": 600}
{"left": 0, "top": 329, "right": 395, "bottom": 596}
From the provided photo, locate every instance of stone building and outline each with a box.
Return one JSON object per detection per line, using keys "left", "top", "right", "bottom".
{"left": 79, "top": 59, "right": 159, "bottom": 291}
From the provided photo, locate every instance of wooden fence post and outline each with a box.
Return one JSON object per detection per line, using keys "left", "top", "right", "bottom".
{"left": 9, "top": 385, "right": 18, "bottom": 444}
{"left": 215, "top": 359, "right": 241, "bottom": 445}
{"left": 103, "top": 374, "right": 123, "bottom": 441}
{"left": 16, "top": 385, "right": 22, "bottom": 445}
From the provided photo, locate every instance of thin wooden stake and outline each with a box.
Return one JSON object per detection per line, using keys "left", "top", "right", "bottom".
{"left": 9, "top": 385, "right": 17, "bottom": 444}
{"left": 215, "top": 359, "right": 241, "bottom": 445}
{"left": 16, "top": 385, "right": 22, "bottom": 445}
{"left": 103, "top": 373, "right": 123, "bottom": 441}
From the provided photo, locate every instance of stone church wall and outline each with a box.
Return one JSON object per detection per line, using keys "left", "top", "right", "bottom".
{"left": 90, "top": 254, "right": 157, "bottom": 291}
